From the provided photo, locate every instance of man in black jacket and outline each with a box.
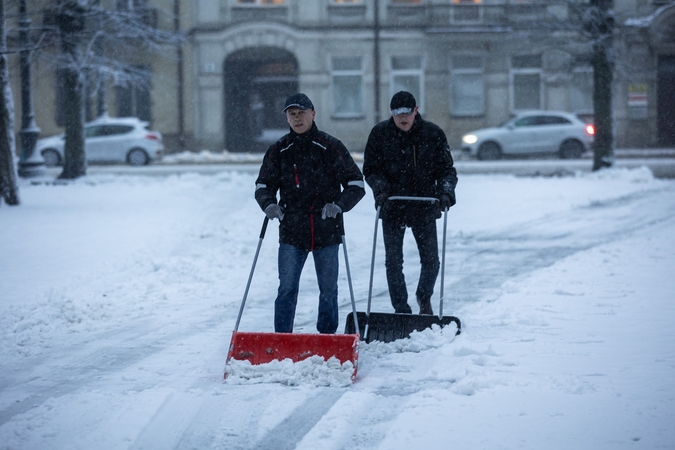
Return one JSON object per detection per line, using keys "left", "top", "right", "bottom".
{"left": 255, "top": 93, "right": 365, "bottom": 333}
{"left": 363, "top": 91, "right": 457, "bottom": 315}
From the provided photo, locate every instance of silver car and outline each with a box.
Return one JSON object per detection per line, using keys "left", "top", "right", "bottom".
{"left": 461, "top": 111, "right": 595, "bottom": 160}
{"left": 37, "top": 117, "right": 164, "bottom": 167}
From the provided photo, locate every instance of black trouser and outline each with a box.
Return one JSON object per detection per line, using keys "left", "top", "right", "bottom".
{"left": 381, "top": 219, "right": 440, "bottom": 313}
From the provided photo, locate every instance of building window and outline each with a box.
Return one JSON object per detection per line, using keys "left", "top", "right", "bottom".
{"left": 510, "top": 54, "right": 542, "bottom": 111}
{"left": 571, "top": 68, "right": 593, "bottom": 114}
{"left": 115, "top": 0, "right": 157, "bottom": 27}
{"left": 115, "top": 66, "right": 152, "bottom": 122}
{"left": 332, "top": 56, "right": 364, "bottom": 118}
{"left": 391, "top": 0, "right": 422, "bottom": 3}
{"left": 116, "top": 0, "right": 147, "bottom": 10}
{"left": 391, "top": 55, "right": 424, "bottom": 112}
{"left": 332, "top": 0, "right": 360, "bottom": 3}
{"left": 452, "top": 0, "right": 481, "bottom": 23}
{"left": 451, "top": 55, "right": 484, "bottom": 116}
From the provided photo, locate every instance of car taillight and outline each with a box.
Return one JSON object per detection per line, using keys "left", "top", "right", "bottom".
{"left": 586, "top": 125, "right": 595, "bottom": 135}
{"left": 145, "top": 133, "right": 159, "bottom": 141}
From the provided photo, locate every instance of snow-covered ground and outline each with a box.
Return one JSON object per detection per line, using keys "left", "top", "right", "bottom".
{"left": 1, "top": 165, "right": 674, "bottom": 449}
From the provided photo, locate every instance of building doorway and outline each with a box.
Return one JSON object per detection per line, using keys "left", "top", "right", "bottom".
{"left": 657, "top": 55, "right": 675, "bottom": 147}
{"left": 224, "top": 48, "right": 299, "bottom": 152}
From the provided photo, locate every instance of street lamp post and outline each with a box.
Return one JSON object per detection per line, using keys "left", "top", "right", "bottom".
{"left": 174, "top": 0, "right": 186, "bottom": 151}
{"left": 17, "top": 0, "right": 45, "bottom": 178}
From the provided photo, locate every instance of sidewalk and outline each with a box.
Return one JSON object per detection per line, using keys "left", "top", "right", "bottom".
{"left": 43, "top": 148, "right": 674, "bottom": 179}
{"left": 158, "top": 147, "right": 675, "bottom": 166}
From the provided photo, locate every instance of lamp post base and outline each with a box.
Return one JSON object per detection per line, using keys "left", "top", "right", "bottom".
{"left": 18, "top": 160, "right": 46, "bottom": 178}
{"left": 18, "top": 128, "right": 46, "bottom": 178}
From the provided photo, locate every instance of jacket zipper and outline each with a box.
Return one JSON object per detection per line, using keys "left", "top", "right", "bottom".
{"left": 293, "top": 162, "right": 313, "bottom": 250}
{"left": 413, "top": 145, "right": 417, "bottom": 168}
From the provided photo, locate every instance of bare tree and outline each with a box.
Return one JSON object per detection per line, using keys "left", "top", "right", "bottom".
{"left": 40, "top": 0, "right": 185, "bottom": 179}
{"left": 0, "top": 0, "right": 20, "bottom": 205}
{"left": 55, "top": 0, "right": 86, "bottom": 180}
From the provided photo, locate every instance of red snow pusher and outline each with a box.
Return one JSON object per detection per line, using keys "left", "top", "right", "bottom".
{"left": 345, "top": 196, "right": 462, "bottom": 343}
{"left": 225, "top": 217, "right": 361, "bottom": 382}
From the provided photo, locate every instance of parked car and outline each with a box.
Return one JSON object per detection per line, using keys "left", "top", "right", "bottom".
{"left": 461, "top": 111, "right": 595, "bottom": 160}
{"left": 37, "top": 117, "right": 164, "bottom": 167}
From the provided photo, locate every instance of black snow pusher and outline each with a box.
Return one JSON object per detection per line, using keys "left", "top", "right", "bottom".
{"left": 225, "top": 217, "right": 362, "bottom": 382}
{"left": 345, "top": 196, "right": 461, "bottom": 343}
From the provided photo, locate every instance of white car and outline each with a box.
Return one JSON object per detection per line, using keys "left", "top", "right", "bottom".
{"left": 37, "top": 116, "right": 164, "bottom": 167}
{"left": 461, "top": 111, "right": 595, "bottom": 160}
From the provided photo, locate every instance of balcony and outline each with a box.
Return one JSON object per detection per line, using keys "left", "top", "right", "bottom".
{"left": 230, "top": 4, "right": 289, "bottom": 24}
{"left": 424, "top": 2, "right": 570, "bottom": 32}
{"left": 193, "top": 1, "right": 573, "bottom": 32}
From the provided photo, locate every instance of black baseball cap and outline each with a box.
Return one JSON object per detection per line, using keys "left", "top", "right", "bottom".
{"left": 283, "top": 93, "right": 314, "bottom": 112}
{"left": 390, "top": 91, "right": 416, "bottom": 116}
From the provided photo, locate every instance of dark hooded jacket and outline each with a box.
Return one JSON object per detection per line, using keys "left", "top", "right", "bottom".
{"left": 363, "top": 114, "right": 457, "bottom": 226}
{"left": 255, "top": 122, "right": 365, "bottom": 251}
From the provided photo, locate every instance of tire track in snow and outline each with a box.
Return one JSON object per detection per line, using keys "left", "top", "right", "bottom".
{"left": 253, "top": 389, "right": 346, "bottom": 450}
{"left": 0, "top": 313, "right": 229, "bottom": 427}
{"left": 443, "top": 185, "right": 675, "bottom": 310}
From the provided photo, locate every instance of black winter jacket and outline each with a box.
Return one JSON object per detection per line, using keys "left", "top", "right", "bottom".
{"left": 363, "top": 114, "right": 458, "bottom": 226}
{"left": 255, "top": 122, "right": 365, "bottom": 251}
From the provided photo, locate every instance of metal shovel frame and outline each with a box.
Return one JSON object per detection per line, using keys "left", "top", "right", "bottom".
{"left": 345, "top": 196, "right": 462, "bottom": 343}
{"left": 225, "top": 217, "right": 362, "bottom": 382}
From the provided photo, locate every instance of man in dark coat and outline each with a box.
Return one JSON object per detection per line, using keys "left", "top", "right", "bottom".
{"left": 255, "top": 93, "right": 365, "bottom": 333}
{"left": 363, "top": 91, "right": 457, "bottom": 315}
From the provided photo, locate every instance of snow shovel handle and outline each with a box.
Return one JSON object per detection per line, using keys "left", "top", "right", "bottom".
{"left": 342, "top": 236, "right": 360, "bottom": 336}
{"left": 233, "top": 216, "right": 269, "bottom": 332}
{"left": 439, "top": 209, "right": 447, "bottom": 318}
{"left": 388, "top": 196, "right": 439, "bottom": 203}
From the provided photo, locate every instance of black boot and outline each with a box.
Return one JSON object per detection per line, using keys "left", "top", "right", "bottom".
{"left": 394, "top": 303, "right": 412, "bottom": 314}
{"left": 417, "top": 297, "right": 433, "bottom": 315}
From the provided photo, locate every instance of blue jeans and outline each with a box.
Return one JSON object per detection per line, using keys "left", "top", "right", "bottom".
{"left": 275, "top": 243, "right": 340, "bottom": 334}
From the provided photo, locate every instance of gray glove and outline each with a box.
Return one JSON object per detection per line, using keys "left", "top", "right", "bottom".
{"left": 321, "top": 203, "right": 342, "bottom": 219}
{"left": 264, "top": 204, "right": 284, "bottom": 221}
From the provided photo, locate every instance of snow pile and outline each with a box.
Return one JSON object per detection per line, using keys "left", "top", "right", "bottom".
{"left": 224, "top": 356, "right": 355, "bottom": 387}
{"left": 160, "top": 150, "right": 263, "bottom": 164}
{"left": 224, "top": 324, "right": 460, "bottom": 388}
{"left": 159, "top": 149, "right": 364, "bottom": 165}
{"left": 361, "top": 323, "right": 459, "bottom": 357}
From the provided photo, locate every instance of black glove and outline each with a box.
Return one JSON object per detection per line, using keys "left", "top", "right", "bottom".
{"left": 374, "top": 192, "right": 389, "bottom": 209}
{"left": 439, "top": 193, "right": 455, "bottom": 211}
{"left": 264, "top": 204, "right": 284, "bottom": 221}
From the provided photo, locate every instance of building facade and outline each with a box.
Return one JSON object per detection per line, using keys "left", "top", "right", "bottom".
{"left": 189, "top": 0, "right": 675, "bottom": 153}
{"left": 9, "top": 0, "right": 675, "bottom": 155}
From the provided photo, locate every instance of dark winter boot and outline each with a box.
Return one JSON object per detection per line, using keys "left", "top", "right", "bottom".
{"left": 417, "top": 297, "right": 433, "bottom": 315}
{"left": 394, "top": 303, "right": 412, "bottom": 314}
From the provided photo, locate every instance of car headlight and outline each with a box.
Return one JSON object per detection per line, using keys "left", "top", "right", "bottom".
{"left": 462, "top": 134, "right": 478, "bottom": 145}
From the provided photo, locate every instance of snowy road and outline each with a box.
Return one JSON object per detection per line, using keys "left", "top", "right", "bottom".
{"left": 1, "top": 167, "right": 674, "bottom": 449}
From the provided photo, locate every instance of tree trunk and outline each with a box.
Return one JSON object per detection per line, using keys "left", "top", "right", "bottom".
{"left": 57, "top": 0, "right": 87, "bottom": 180}
{"left": 590, "top": 0, "right": 615, "bottom": 171}
{"left": 592, "top": 39, "right": 614, "bottom": 170}
{"left": 58, "top": 66, "right": 86, "bottom": 179}
{"left": 0, "top": 0, "right": 20, "bottom": 205}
